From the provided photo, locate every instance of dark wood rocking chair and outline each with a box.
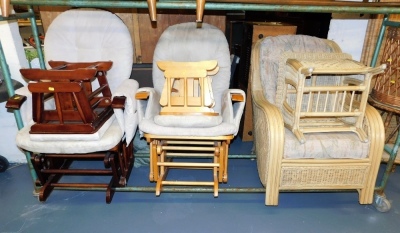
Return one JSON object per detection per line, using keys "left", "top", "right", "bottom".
{"left": 7, "top": 61, "right": 134, "bottom": 203}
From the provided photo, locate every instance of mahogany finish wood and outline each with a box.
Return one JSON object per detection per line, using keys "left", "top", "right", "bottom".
{"left": 20, "top": 61, "right": 114, "bottom": 134}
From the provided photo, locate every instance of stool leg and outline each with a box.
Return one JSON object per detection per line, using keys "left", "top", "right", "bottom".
{"left": 213, "top": 154, "right": 218, "bottom": 197}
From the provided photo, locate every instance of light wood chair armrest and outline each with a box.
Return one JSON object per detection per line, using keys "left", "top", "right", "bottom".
{"left": 135, "top": 91, "right": 150, "bottom": 100}
{"left": 231, "top": 93, "right": 245, "bottom": 102}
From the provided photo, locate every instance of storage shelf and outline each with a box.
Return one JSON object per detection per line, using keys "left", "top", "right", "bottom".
{"left": 8, "top": 0, "right": 400, "bottom": 14}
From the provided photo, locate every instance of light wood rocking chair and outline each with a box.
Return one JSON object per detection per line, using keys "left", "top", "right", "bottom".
{"left": 136, "top": 22, "right": 246, "bottom": 197}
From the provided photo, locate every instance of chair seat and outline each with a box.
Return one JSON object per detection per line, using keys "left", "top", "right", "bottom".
{"left": 17, "top": 117, "right": 123, "bottom": 154}
{"left": 140, "top": 118, "right": 237, "bottom": 137}
{"left": 284, "top": 128, "right": 370, "bottom": 159}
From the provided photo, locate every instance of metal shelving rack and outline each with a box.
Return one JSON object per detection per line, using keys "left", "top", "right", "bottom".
{"left": 1, "top": 0, "right": 400, "bottom": 211}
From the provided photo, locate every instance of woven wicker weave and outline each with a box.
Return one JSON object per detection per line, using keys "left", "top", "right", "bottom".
{"left": 370, "top": 27, "right": 400, "bottom": 108}
{"left": 368, "top": 27, "right": 400, "bottom": 160}
{"left": 282, "top": 53, "right": 385, "bottom": 143}
{"left": 250, "top": 35, "right": 385, "bottom": 206}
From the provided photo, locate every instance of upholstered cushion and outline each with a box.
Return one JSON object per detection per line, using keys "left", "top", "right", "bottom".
{"left": 284, "top": 128, "right": 370, "bottom": 159}
{"left": 154, "top": 115, "right": 223, "bottom": 128}
{"left": 29, "top": 115, "right": 115, "bottom": 142}
{"left": 257, "top": 35, "right": 341, "bottom": 107}
{"left": 16, "top": 118, "right": 123, "bottom": 154}
{"left": 152, "top": 22, "right": 231, "bottom": 114}
{"left": 139, "top": 118, "right": 237, "bottom": 136}
{"left": 113, "top": 79, "right": 139, "bottom": 144}
{"left": 44, "top": 8, "right": 133, "bottom": 92}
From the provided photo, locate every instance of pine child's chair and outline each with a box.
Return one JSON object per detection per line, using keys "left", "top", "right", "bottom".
{"left": 6, "top": 9, "right": 138, "bottom": 203}
{"left": 136, "top": 22, "right": 245, "bottom": 196}
{"left": 250, "top": 35, "right": 385, "bottom": 206}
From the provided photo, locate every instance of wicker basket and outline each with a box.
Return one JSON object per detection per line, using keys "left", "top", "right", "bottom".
{"left": 370, "top": 27, "right": 400, "bottom": 108}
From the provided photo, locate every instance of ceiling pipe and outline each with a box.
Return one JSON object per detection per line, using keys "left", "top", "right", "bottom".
{"left": 147, "top": 0, "right": 157, "bottom": 21}
{"left": 196, "top": 0, "right": 205, "bottom": 22}
{"left": 1, "top": 0, "right": 10, "bottom": 17}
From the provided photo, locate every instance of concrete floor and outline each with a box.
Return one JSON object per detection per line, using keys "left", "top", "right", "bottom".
{"left": 0, "top": 138, "right": 400, "bottom": 233}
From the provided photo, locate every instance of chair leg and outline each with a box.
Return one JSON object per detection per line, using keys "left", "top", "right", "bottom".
{"left": 265, "top": 189, "right": 280, "bottom": 206}
{"left": 149, "top": 140, "right": 159, "bottom": 182}
{"left": 38, "top": 158, "right": 73, "bottom": 202}
{"left": 217, "top": 142, "right": 224, "bottom": 183}
{"left": 39, "top": 174, "right": 58, "bottom": 202}
{"left": 221, "top": 141, "right": 229, "bottom": 183}
{"left": 155, "top": 148, "right": 164, "bottom": 196}
{"left": 105, "top": 153, "right": 121, "bottom": 203}
{"left": 156, "top": 169, "right": 168, "bottom": 196}
{"left": 31, "top": 154, "right": 47, "bottom": 185}
{"left": 106, "top": 177, "right": 115, "bottom": 204}
{"left": 123, "top": 140, "right": 134, "bottom": 183}
{"left": 117, "top": 140, "right": 134, "bottom": 186}
{"left": 150, "top": 138, "right": 227, "bottom": 197}
{"left": 213, "top": 153, "right": 219, "bottom": 197}
{"left": 33, "top": 144, "right": 129, "bottom": 203}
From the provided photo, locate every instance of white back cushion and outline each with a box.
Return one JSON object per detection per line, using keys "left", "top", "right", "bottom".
{"left": 44, "top": 8, "right": 133, "bottom": 92}
{"left": 152, "top": 22, "right": 231, "bottom": 114}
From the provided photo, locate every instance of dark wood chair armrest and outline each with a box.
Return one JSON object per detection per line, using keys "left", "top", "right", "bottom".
{"left": 112, "top": 96, "right": 126, "bottom": 109}
{"left": 6, "top": 94, "right": 27, "bottom": 110}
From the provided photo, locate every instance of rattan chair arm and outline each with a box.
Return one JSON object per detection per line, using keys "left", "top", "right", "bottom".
{"left": 252, "top": 90, "right": 285, "bottom": 205}
{"left": 361, "top": 105, "right": 385, "bottom": 202}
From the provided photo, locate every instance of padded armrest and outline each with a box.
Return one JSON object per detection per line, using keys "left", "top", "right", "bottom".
{"left": 136, "top": 87, "right": 161, "bottom": 121}
{"left": 112, "top": 79, "right": 139, "bottom": 145}
{"left": 221, "top": 89, "right": 246, "bottom": 135}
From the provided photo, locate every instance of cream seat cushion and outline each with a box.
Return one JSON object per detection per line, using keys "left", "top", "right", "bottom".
{"left": 17, "top": 118, "right": 123, "bottom": 154}
{"left": 284, "top": 129, "right": 370, "bottom": 159}
{"left": 29, "top": 115, "right": 115, "bottom": 142}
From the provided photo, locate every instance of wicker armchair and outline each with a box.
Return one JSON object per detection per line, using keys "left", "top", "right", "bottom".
{"left": 250, "top": 35, "right": 385, "bottom": 206}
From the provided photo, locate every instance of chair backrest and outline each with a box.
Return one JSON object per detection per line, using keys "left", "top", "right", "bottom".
{"left": 44, "top": 8, "right": 133, "bottom": 92}
{"left": 251, "top": 35, "right": 342, "bottom": 108}
{"left": 152, "top": 22, "right": 231, "bottom": 114}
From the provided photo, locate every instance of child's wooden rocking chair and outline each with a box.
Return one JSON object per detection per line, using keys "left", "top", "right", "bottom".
{"left": 158, "top": 60, "right": 219, "bottom": 115}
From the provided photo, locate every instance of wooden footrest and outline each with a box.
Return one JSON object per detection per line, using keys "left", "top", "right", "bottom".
{"left": 157, "top": 162, "right": 219, "bottom": 168}
{"left": 161, "top": 181, "right": 215, "bottom": 186}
